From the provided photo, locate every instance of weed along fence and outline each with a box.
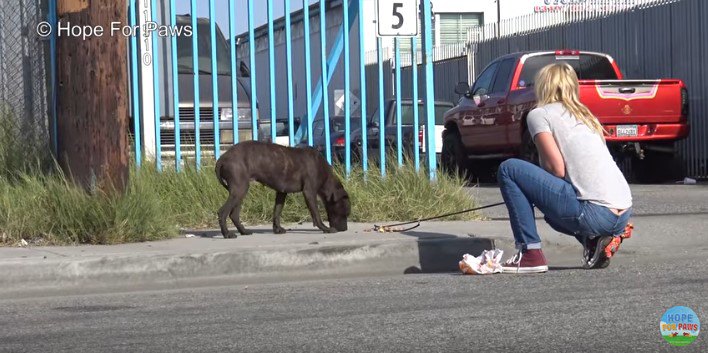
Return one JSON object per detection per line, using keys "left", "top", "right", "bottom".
{"left": 115, "top": 0, "right": 440, "bottom": 179}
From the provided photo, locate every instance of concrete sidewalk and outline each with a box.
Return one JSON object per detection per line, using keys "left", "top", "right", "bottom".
{"left": 0, "top": 222, "right": 500, "bottom": 296}
{"left": 2, "top": 212, "right": 704, "bottom": 297}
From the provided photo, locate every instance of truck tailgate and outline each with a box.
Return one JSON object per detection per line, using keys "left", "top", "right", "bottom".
{"left": 579, "top": 79, "right": 685, "bottom": 124}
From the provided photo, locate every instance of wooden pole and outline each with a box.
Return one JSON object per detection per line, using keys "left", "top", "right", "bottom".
{"left": 56, "top": 0, "right": 129, "bottom": 193}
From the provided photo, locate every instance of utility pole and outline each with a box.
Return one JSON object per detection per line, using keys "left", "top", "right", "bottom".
{"left": 55, "top": 0, "right": 129, "bottom": 193}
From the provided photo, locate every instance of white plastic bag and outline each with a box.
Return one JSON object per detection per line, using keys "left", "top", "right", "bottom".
{"left": 459, "top": 249, "right": 504, "bottom": 275}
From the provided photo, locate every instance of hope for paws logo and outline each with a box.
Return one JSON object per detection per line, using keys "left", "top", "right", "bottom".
{"left": 660, "top": 306, "right": 700, "bottom": 347}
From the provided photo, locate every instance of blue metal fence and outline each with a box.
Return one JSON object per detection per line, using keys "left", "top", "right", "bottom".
{"left": 127, "top": 0, "right": 438, "bottom": 179}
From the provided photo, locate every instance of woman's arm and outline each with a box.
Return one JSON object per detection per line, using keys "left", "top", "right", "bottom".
{"left": 534, "top": 132, "right": 566, "bottom": 179}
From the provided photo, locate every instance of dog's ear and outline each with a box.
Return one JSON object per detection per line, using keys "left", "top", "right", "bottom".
{"left": 328, "top": 186, "right": 348, "bottom": 203}
{"left": 335, "top": 187, "right": 348, "bottom": 201}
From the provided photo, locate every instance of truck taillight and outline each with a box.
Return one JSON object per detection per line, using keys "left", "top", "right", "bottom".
{"left": 418, "top": 126, "right": 424, "bottom": 148}
{"left": 681, "top": 87, "right": 689, "bottom": 118}
{"left": 334, "top": 136, "right": 345, "bottom": 147}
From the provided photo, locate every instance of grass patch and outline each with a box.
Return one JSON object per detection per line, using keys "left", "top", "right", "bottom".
{"left": 1, "top": 161, "right": 477, "bottom": 246}
{"left": 1, "top": 110, "right": 477, "bottom": 245}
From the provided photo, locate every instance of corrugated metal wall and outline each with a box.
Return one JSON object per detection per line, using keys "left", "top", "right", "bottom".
{"left": 363, "top": 57, "right": 392, "bottom": 116}
{"left": 400, "top": 57, "right": 468, "bottom": 105}
{"left": 471, "top": 0, "right": 707, "bottom": 178}
{"left": 363, "top": 55, "right": 468, "bottom": 110}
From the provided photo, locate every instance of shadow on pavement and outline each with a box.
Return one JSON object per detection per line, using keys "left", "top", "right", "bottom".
{"left": 402, "top": 230, "right": 495, "bottom": 275}
{"left": 548, "top": 266, "right": 586, "bottom": 271}
{"left": 186, "top": 228, "right": 324, "bottom": 238}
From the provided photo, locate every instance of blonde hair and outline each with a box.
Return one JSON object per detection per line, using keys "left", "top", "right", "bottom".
{"left": 535, "top": 63, "right": 606, "bottom": 138}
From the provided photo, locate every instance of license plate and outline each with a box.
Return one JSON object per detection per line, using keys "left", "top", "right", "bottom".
{"left": 616, "top": 125, "right": 638, "bottom": 137}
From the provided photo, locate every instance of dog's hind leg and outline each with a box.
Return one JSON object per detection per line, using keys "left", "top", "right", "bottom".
{"left": 303, "top": 188, "right": 335, "bottom": 233}
{"left": 228, "top": 182, "right": 252, "bottom": 236}
{"left": 272, "top": 192, "right": 287, "bottom": 234}
{"left": 218, "top": 194, "right": 239, "bottom": 239}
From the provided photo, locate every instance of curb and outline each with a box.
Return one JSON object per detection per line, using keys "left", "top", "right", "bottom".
{"left": 0, "top": 236, "right": 495, "bottom": 295}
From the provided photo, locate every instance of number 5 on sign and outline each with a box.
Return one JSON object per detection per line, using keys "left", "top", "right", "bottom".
{"left": 377, "top": 0, "right": 418, "bottom": 37}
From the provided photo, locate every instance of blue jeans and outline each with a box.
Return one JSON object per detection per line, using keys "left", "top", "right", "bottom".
{"left": 497, "top": 159, "right": 632, "bottom": 250}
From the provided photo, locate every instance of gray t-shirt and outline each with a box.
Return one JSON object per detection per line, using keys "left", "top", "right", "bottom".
{"left": 527, "top": 102, "right": 632, "bottom": 210}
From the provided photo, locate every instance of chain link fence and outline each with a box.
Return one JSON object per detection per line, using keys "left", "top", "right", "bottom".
{"left": 0, "top": 0, "right": 51, "bottom": 171}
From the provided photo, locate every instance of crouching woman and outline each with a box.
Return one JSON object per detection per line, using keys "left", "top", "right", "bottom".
{"left": 498, "top": 62, "right": 633, "bottom": 274}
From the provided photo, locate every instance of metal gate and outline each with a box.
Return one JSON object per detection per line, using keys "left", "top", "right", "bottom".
{"left": 115, "top": 0, "right": 439, "bottom": 179}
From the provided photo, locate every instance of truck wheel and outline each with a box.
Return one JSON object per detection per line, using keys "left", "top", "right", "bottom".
{"left": 520, "top": 129, "right": 539, "bottom": 165}
{"left": 441, "top": 130, "right": 469, "bottom": 178}
{"left": 632, "top": 149, "right": 683, "bottom": 184}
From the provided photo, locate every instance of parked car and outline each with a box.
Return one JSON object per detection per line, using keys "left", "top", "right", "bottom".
{"left": 443, "top": 50, "right": 690, "bottom": 182}
{"left": 294, "top": 116, "right": 363, "bottom": 162}
{"left": 366, "top": 99, "right": 453, "bottom": 159}
{"left": 157, "top": 15, "right": 271, "bottom": 154}
{"left": 414, "top": 102, "right": 455, "bottom": 157}
{"left": 294, "top": 99, "right": 453, "bottom": 163}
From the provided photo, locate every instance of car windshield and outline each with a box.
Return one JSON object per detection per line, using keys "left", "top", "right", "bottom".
{"left": 176, "top": 17, "right": 231, "bottom": 75}
{"left": 518, "top": 54, "right": 618, "bottom": 87}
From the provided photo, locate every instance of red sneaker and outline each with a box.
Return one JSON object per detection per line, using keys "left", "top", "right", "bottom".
{"left": 502, "top": 249, "right": 548, "bottom": 274}
{"left": 605, "top": 223, "right": 633, "bottom": 258}
{"left": 584, "top": 223, "right": 633, "bottom": 269}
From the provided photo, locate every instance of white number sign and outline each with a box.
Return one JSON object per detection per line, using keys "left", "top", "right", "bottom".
{"left": 376, "top": 0, "right": 418, "bottom": 37}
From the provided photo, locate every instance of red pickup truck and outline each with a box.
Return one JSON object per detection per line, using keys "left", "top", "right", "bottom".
{"left": 442, "top": 50, "right": 690, "bottom": 182}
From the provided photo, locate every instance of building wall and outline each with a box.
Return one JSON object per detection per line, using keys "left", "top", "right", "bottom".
{"left": 361, "top": 0, "right": 541, "bottom": 53}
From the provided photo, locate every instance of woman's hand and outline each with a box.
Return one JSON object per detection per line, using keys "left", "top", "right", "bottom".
{"left": 534, "top": 132, "right": 566, "bottom": 179}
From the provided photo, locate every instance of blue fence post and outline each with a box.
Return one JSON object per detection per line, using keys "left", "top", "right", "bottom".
{"left": 209, "top": 0, "right": 221, "bottom": 159}
{"left": 128, "top": 0, "right": 142, "bottom": 167}
{"left": 411, "top": 37, "right": 419, "bottom": 172}
{"left": 376, "top": 38, "right": 385, "bottom": 176}
{"left": 343, "top": 0, "right": 351, "bottom": 175}
{"left": 267, "top": 0, "right": 277, "bottom": 142}
{"left": 394, "top": 38, "right": 402, "bottom": 167}
{"left": 229, "top": 0, "right": 239, "bottom": 145}
{"left": 285, "top": 0, "right": 295, "bottom": 146}
{"left": 189, "top": 0, "right": 201, "bottom": 168}
{"left": 357, "top": 0, "right": 368, "bottom": 173}
{"left": 421, "top": 0, "right": 436, "bottom": 180}
{"left": 319, "top": 0, "right": 331, "bottom": 164}
{"left": 303, "top": 0, "right": 314, "bottom": 147}
{"left": 48, "top": 0, "right": 59, "bottom": 158}
{"left": 170, "top": 0, "right": 181, "bottom": 171}
{"left": 247, "top": 0, "right": 258, "bottom": 141}
{"left": 150, "top": 0, "right": 162, "bottom": 171}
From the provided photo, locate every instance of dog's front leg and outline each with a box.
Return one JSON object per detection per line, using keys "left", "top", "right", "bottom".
{"left": 272, "top": 192, "right": 287, "bottom": 234}
{"left": 303, "top": 189, "right": 335, "bottom": 233}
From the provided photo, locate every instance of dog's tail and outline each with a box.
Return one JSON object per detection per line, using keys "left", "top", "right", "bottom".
{"left": 214, "top": 159, "right": 229, "bottom": 190}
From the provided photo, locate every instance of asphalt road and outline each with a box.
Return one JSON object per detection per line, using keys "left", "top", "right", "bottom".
{"left": 1, "top": 185, "right": 705, "bottom": 352}
{"left": 0, "top": 254, "right": 705, "bottom": 353}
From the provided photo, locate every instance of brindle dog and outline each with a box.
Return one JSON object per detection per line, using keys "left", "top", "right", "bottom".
{"left": 215, "top": 141, "right": 350, "bottom": 238}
